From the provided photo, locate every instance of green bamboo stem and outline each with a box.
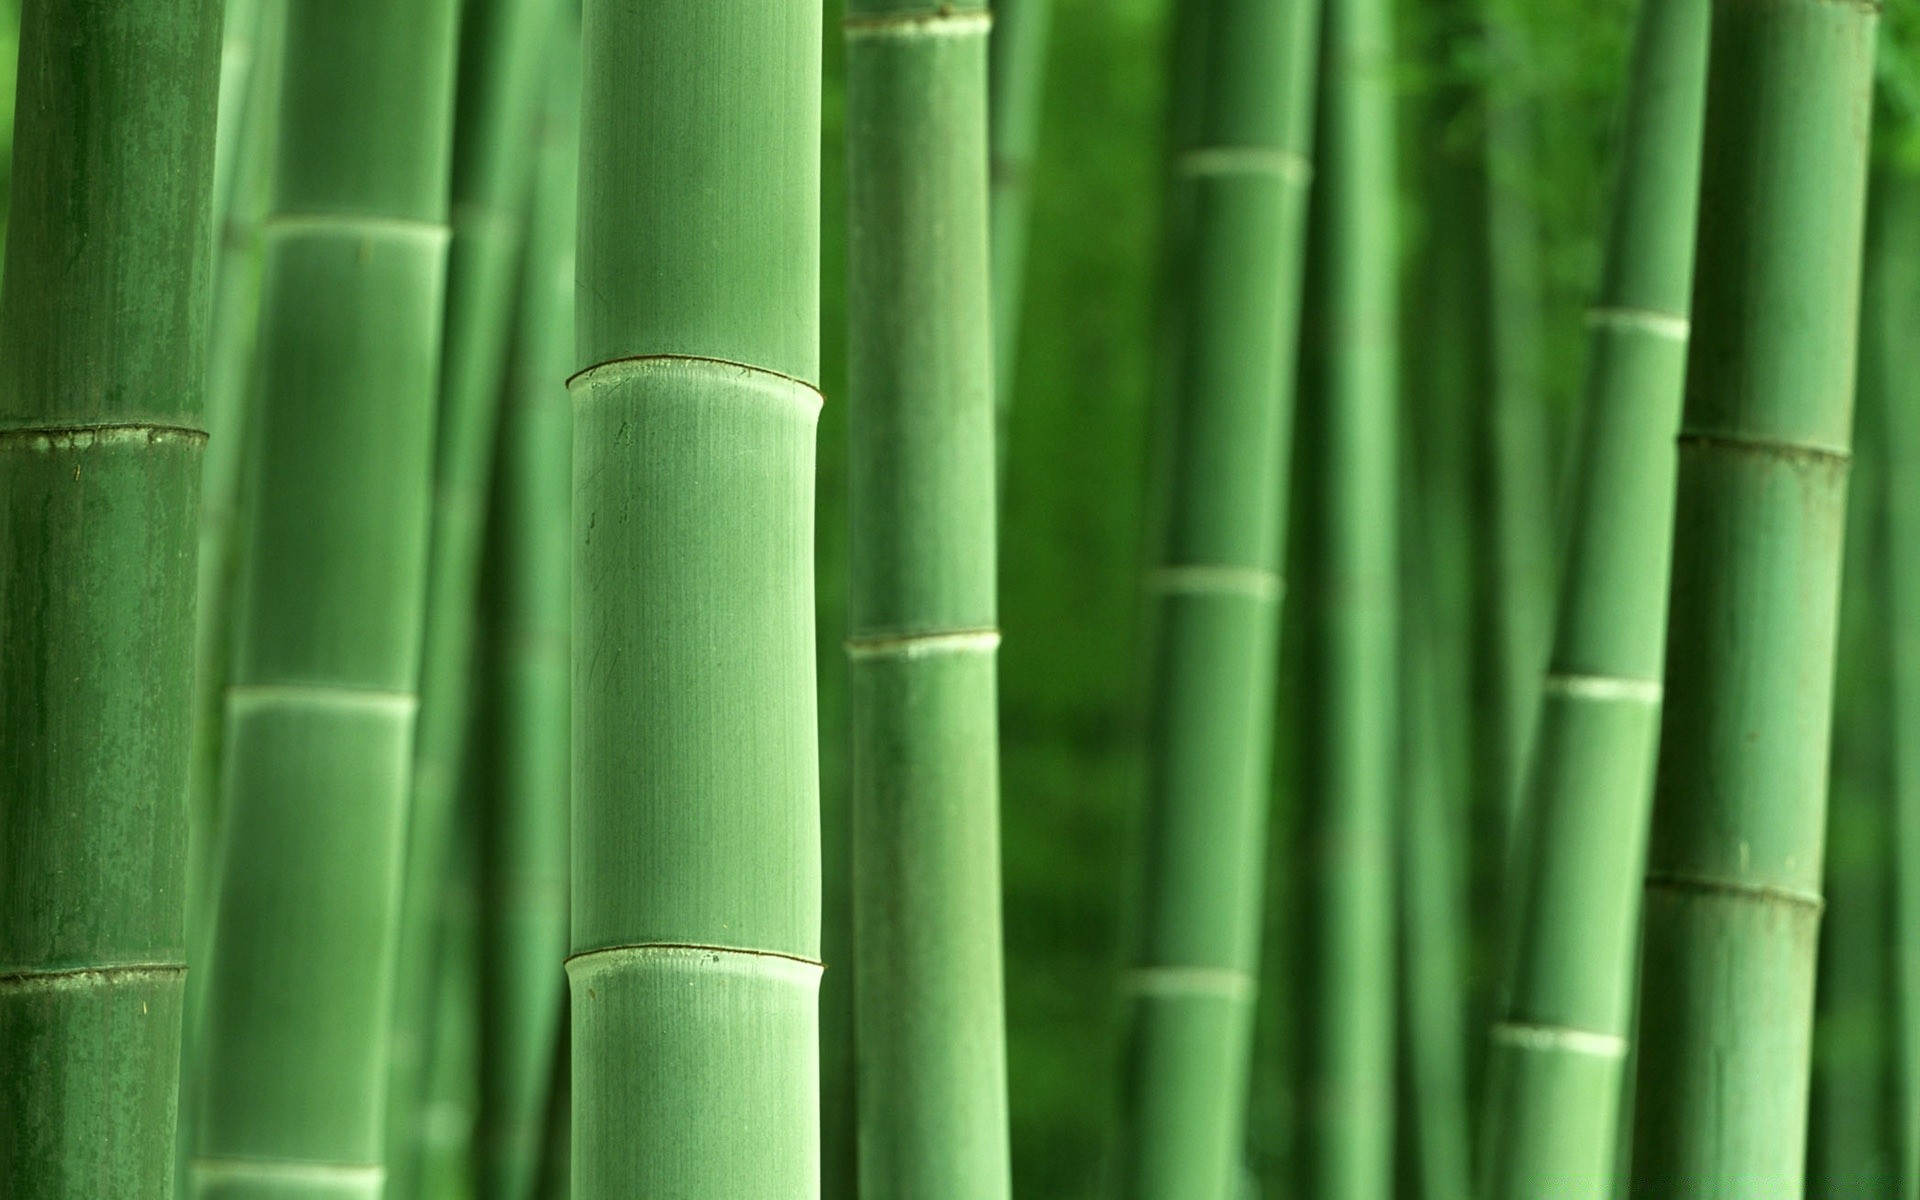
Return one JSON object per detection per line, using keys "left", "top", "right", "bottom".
{"left": 571, "top": 1, "right": 824, "bottom": 1193}
{"left": 844, "top": 6, "right": 1010, "bottom": 1198}
{"left": 416, "top": 828, "right": 480, "bottom": 1200}
{"left": 209, "top": 0, "right": 263, "bottom": 247}
{"left": 389, "top": 0, "right": 563, "bottom": 1179}
{"left": 0, "top": 1, "right": 222, "bottom": 1193}
{"left": 1293, "top": 0, "right": 1401, "bottom": 1192}
{"left": 474, "top": 30, "right": 576, "bottom": 1199}
{"left": 1478, "top": 0, "right": 1710, "bottom": 1193}
{"left": 1865, "top": 164, "right": 1920, "bottom": 1200}
{"left": 1116, "top": 0, "right": 1318, "bottom": 1193}
{"left": 189, "top": 2, "right": 459, "bottom": 1194}
{"left": 534, "top": 1012, "right": 571, "bottom": 1200}
{"left": 1627, "top": 0, "right": 1878, "bottom": 1188}
{"left": 987, "top": 0, "right": 1051, "bottom": 432}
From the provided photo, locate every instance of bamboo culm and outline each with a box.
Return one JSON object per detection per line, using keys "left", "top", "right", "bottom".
{"left": 845, "top": 5, "right": 1012, "bottom": 1199}
{"left": 1116, "top": 0, "right": 1320, "bottom": 1193}
{"left": 987, "top": 0, "right": 1052, "bottom": 447}
{"left": 1479, "top": 0, "right": 1711, "bottom": 1193}
{"left": 190, "top": 2, "right": 459, "bottom": 1193}
{"left": 571, "top": 1, "right": 824, "bottom": 1193}
{"left": 0, "top": 0, "right": 222, "bottom": 1193}
{"left": 1628, "top": 0, "right": 1878, "bottom": 1189}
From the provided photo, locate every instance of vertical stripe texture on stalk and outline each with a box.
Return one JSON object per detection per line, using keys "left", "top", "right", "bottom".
{"left": 474, "top": 26, "right": 577, "bottom": 1199}
{"left": 987, "top": 0, "right": 1051, "bottom": 438}
{"left": 190, "top": 1, "right": 459, "bottom": 1194}
{"left": 1479, "top": 0, "right": 1710, "bottom": 1193}
{"left": 1627, "top": 0, "right": 1878, "bottom": 1189}
{"left": 1293, "top": 0, "right": 1401, "bottom": 1190}
{"left": 844, "top": 4, "right": 1012, "bottom": 1198}
{"left": 1116, "top": 0, "right": 1319, "bottom": 1192}
{"left": 571, "top": 1, "right": 824, "bottom": 1194}
{"left": 0, "top": 0, "right": 222, "bottom": 1193}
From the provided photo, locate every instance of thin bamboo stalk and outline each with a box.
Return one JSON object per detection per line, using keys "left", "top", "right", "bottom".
{"left": 210, "top": 0, "right": 263, "bottom": 248}
{"left": 0, "top": 0, "right": 222, "bottom": 1193}
{"left": 1116, "top": 0, "right": 1319, "bottom": 1192}
{"left": 1292, "top": 0, "right": 1401, "bottom": 1191}
{"left": 389, "top": 0, "right": 564, "bottom": 1180}
{"left": 474, "top": 28, "right": 576, "bottom": 1198}
{"left": 571, "top": 1, "right": 824, "bottom": 1193}
{"left": 1478, "top": 0, "right": 1710, "bottom": 1193}
{"left": 844, "top": 5, "right": 1010, "bottom": 1198}
{"left": 987, "top": 0, "right": 1051, "bottom": 432}
{"left": 415, "top": 825, "right": 480, "bottom": 1200}
{"left": 1628, "top": 0, "right": 1878, "bottom": 1187}
{"left": 189, "top": 2, "right": 459, "bottom": 1193}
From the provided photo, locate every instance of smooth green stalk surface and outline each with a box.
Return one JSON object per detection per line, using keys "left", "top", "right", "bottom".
{"left": 475, "top": 31, "right": 576, "bottom": 1200}
{"left": 191, "top": 3, "right": 459, "bottom": 1195}
{"left": 1116, "top": 0, "right": 1318, "bottom": 1193}
{"left": 1479, "top": 0, "right": 1710, "bottom": 1193}
{"left": 0, "top": 1, "right": 222, "bottom": 1194}
{"left": 571, "top": 2, "right": 824, "bottom": 1194}
{"left": 390, "top": 0, "right": 563, "bottom": 1181}
{"left": 1293, "top": 0, "right": 1401, "bottom": 1192}
{"left": 987, "top": 0, "right": 1051, "bottom": 430}
{"left": 416, "top": 828, "right": 480, "bottom": 1200}
{"left": 845, "top": 6, "right": 1011, "bottom": 1199}
{"left": 1628, "top": 0, "right": 1877, "bottom": 1189}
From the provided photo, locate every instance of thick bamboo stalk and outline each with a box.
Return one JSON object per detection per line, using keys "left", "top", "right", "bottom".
{"left": 0, "top": 1, "right": 222, "bottom": 1193}
{"left": 1116, "top": 0, "right": 1318, "bottom": 1193}
{"left": 1478, "top": 0, "right": 1710, "bottom": 1193}
{"left": 987, "top": 0, "right": 1051, "bottom": 428}
{"left": 389, "top": 0, "right": 564, "bottom": 1179}
{"left": 1292, "top": 0, "right": 1401, "bottom": 1192}
{"left": 844, "top": 6, "right": 1010, "bottom": 1199}
{"left": 189, "top": 2, "right": 459, "bottom": 1194}
{"left": 571, "top": 2, "right": 824, "bottom": 1194}
{"left": 1628, "top": 0, "right": 1878, "bottom": 1188}
{"left": 474, "top": 30, "right": 576, "bottom": 1199}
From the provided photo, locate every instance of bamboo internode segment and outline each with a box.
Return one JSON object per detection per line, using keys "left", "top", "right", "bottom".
{"left": 1119, "top": 0, "right": 1319, "bottom": 1193}
{"left": 1482, "top": 0, "right": 1712, "bottom": 1191}
{"left": 573, "top": 3, "right": 824, "bottom": 1192}
{"left": 0, "top": 0, "right": 223, "bottom": 1192}
{"left": 987, "top": 0, "right": 1052, "bottom": 467}
{"left": 1626, "top": 0, "right": 1877, "bottom": 1189}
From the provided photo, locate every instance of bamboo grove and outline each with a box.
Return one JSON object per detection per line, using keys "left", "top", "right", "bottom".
{"left": 4, "top": 0, "right": 1920, "bottom": 1197}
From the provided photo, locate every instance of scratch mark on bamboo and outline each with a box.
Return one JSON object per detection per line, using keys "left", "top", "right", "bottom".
{"left": 1122, "top": 966, "right": 1257, "bottom": 1001}
{"left": 1585, "top": 305, "right": 1691, "bottom": 341}
{"left": 1540, "top": 672, "right": 1664, "bottom": 704}
{"left": 1145, "top": 564, "right": 1284, "bottom": 602}
{"left": 845, "top": 628, "right": 1000, "bottom": 660}
{"left": 1490, "top": 1020, "right": 1628, "bottom": 1059}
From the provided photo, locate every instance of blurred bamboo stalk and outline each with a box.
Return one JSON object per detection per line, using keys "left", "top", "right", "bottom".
{"left": 988, "top": 0, "right": 1052, "bottom": 449}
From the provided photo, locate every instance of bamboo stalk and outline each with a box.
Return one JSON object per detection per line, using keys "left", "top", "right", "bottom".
{"left": 189, "top": 2, "right": 459, "bottom": 1193}
{"left": 0, "top": 0, "right": 222, "bottom": 1193}
{"left": 570, "top": 1, "right": 824, "bottom": 1193}
{"left": 1478, "top": 0, "right": 1710, "bottom": 1193}
{"left": 474, "top": 27, "right": 577, "bottom": 1198}
{"left": 844, "top": 5, "right": 1010, "bottom": 1198}
{"left": 1292, "top": 0, "right": 1402, "bottom": 1191}
{"left": 1116, "top": 0, "right": 1319, "bottom": 1192}
{"left": 416, "top": 825, "right": 480, "bottom": 1200}
{"left": 1628, "top": 0, "right": 1878, "bottom": 1187}
{"left": 987, "top": 0, "right": 1052, "bottom": 434}
{"left": 389, "top": 0, "right": 565, "bottom": 1181}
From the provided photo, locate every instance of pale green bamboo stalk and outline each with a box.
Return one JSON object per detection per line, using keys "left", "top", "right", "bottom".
{"left": 1293, "top": 0, "right": 1401, "bottom": 1192}
{"left": 190, "top": 2, "right": 459, "bottom": 1194}
{"left": 209, "top": 0, "right": 263, "bottom": 247}
{"left": 571, "top": 1, "right": 824, "bottom": 1193}
{"left": 1628, "top": 0, "right": 1878, "bottom": 1187}
{"left": 416, "top": 827, "right": 479, "bottom": 1200}
{"left": 0, "top": 1, "right": 222, "bottom": 1193}
{"left": 844, "top": 6, "right": 1010, "bottom": 1199}
{"left": 389, "top": 0, "right": 564, "bottom": 1180}
{"left": 1478, "top": 0, "right": 1710, "bottom": 1193}
{"left": 1116, "top": 0, "right": 1319, "bottom": 1192}
{"left": 474, "top": 28, "right": 577, "bottom": 1198}
{"left": 987, "top": 0, "right": 1051, "bottom": 428}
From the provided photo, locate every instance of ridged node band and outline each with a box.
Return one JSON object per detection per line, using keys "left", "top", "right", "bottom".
{"left": 845, "top": 628, "right": 1001, "bottom": 660}
{"left": 567, "top": 354, "right": 825, "bottom": 420}
{"left": 1121, "top": 966, "right": 1257, "bottom": 1002}
{"left": 566, "top": 943, "right": 825, "bottom": 987}
{"left": 843, "top": 9, "right": 993, "bottom": 39}
{"left": 0, "top": 962, "right": 184, "bottom": 992}
{"left": 1489, "top": 1020, "right": 1628, "bottom": 1059}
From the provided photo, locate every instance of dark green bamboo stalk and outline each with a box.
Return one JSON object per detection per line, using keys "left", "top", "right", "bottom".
{"left": 1117, "top": 0, "right": 1318, "bottom": 1193}
{"left": 0, "top": 1, "right": 222, "bottom": 1193}
{"left": 1293, "top": 0, "right": 1401, "bottom": 1192}
{"left": 416, "top": 827, "right": 480, "bottom": 1200}
{"left": 190, "top": 2, "right": 459, "bottom": 1193}
{"left": 1478, "top": 0, "right": 1710, "bottom": 1193}
{"left": 1628, "top": 0, "right": 1878, "bottom": 1187}
{"left": 474, "top": 29, "right": 576, "bottom": 1198}
{"left": 987, "top": 0, "right": 1051, "bottom": 423}
{"left": 844, "top": 6, "right": 1010, "bottom": 1198}
{"left": 571, "top": 1, "right": 823, "bottom": 1193}
{"left": 390, "top": 0, "right": 563, "bottom": 1179}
